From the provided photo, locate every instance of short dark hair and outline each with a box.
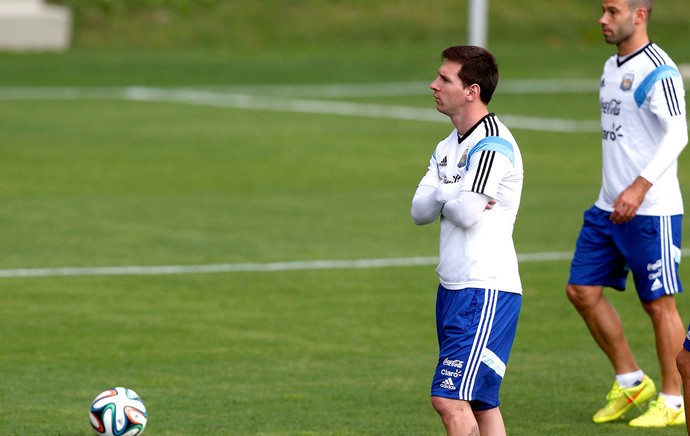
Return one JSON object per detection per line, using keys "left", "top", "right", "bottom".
{"left": 629, "top": 0, "right": 653, "bottom": 17}
{"left": 441, "top": 45, "right": 499, "bottom": 104}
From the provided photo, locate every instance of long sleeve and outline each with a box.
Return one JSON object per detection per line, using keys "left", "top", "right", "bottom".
{"left": 411, "top": 184, "right": 442, "bottom": 225}
{"left": 640, "top": 115, "right": 688, "bottom": 184}
{"left": 441, "top": 191, "right": 493, "bottom": 228}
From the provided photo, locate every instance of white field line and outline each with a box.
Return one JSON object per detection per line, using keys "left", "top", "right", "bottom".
{"left": 0, "top": 252, "right": 575, "bottom": 279}
{"left": 0, "top": 79, "right": 597, "bottom": 99}
{"left": 124, "top": 87, "right": 600, "bottom": 133}
{"left": 4, "top": 249, "right": 689, "bottom": 279}
{"left": 0, "top": 80, "right": 601, "bottom": 133}
{"left": 187, "top": 79, "right": 599, "bottom": 97}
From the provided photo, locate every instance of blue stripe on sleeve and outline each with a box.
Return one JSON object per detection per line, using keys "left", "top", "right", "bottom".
{"left": 465, "top": 136, "right": 515, "bottom": 168}
{"left": 634, "top": 65, "right": 681, "bottom": 108}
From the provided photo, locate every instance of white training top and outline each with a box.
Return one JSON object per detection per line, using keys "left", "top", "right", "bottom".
{"left": 596, "top": 42, "right": 688, "bottom": 216}
{"left": 414, "top": 114, "right": 524, "bottom": 293}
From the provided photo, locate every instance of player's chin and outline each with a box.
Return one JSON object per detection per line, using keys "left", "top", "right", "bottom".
{"left": 602, "top": 34, "right": 618, "bottom": 44}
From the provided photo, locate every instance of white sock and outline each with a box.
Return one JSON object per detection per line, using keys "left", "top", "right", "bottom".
{"left": 616, "top": 370, "right": 644, "bottom": 388}
{"left": 659, "top": 392, "right": 683, "bottom": 410}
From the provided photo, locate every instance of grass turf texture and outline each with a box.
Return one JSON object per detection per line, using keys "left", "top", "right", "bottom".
{"left": 3, "top": 1, "right": 690, "bottom": 435}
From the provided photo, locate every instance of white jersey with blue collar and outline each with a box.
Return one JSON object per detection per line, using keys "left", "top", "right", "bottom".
{"left": 417, "top": 114, "right": 524, "bottom": 293}
{"left": 596, "top": 42, "right": 687, "bottom": 216}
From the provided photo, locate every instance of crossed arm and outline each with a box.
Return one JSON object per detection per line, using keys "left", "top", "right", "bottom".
{"left": 411, "top": 182, "right": 494, "bottom": 228}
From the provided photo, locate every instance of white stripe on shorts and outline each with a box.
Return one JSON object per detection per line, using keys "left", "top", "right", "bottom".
{"left": 460, "top": 288, "right": 498, "bottom": 400}
{"left": 660, "top": 216, "right": 680, "bottom": 295}
{"left": 481, "top": 348, "right": 506, "bottom": 379}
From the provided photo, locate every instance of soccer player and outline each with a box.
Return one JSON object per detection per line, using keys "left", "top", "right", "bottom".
{"left": 411, "top": 45, "right": 523, "bottom": 436}
{"left": 676, "top": 338, "right": 690, "bottom": 433}
{"left": 566, "top": 0, "right": 688, "bottom": 428}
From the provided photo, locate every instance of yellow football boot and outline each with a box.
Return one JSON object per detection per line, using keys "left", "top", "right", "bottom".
{"left": 628, "top": 396, "right": 685, "bottom": 427}
{"left": 592, "top": 375, "right": 656, "bottom": 423}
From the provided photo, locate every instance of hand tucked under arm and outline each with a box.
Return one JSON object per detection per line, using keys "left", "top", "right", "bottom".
{"left": 434, "top": 181, "right": 463, "bottom": 204}
{"left": 441, "top": 190, "right": 494, "bottom": 228}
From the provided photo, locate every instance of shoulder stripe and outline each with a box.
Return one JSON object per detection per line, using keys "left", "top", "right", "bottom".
{"left": 662, "top": 78, "right": 682, "bottom": 116}
{"left": 634, "top": 65, "right": 681, "bottom": 110}
{"left": 467, "top": 136, "right": 516, "bottom": 167}
{"left": 467, "top": 136, "right": 515, "bottom": 194}
{"left": 482, "top": 115, "right": 499, "bottom": 137}
{"left": 471, "top": 150, "right": 495, "bottom": 193}
{"left": 644, "top": 45, "right": 664, "bottom": 67}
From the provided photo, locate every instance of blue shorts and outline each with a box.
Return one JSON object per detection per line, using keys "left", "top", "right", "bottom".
{"left": 431, "top": 285, "right": 521, "bottom": 410}
{"left": 568, "top": 206, "right": 683, "bottom": 301}
{"left": 684, "top": 324, "right": 690, "bottom": 352}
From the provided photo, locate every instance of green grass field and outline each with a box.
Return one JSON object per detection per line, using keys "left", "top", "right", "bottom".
{"left": 2, "top": 1, "right": 690, "bottom": 435}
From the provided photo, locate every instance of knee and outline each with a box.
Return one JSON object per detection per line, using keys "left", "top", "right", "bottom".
{"left": 640, "top": 295, "right": 676, "bottom": 319}
{"left": 432, "top": 397, "right": 478, "bottom": 434}
{"left": 431, "top": 396, "right": 450, "bottom": 416}
{"left": 641, "top": 299, "right": 663, "bottom": 318}
{"left": 677, "top": 348, "right": 690, "bottom": 378}
{"left": 431, "top": 396, "right": 470, "bottom": 418}
{"left": 566, "top": 283, "right": 596, "bottom": 309}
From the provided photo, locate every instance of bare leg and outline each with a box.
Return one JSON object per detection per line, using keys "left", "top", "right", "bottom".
{"left": 432, "top": 397, "right": 480, "bottom": 436}
{"left": 675, "top": 347, "right": 690, "bottom": 433}
{"left": 641, "top": 295, "right": 685, "bottom": 396}
{"left": 475, "top": 407, "right": 506, "bottom": 436}
{"left": 566, "top": 284, "right": 639, "bottom": 374}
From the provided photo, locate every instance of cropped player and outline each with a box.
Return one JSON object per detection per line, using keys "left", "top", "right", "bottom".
{"left": 411, "top": 45, "right": 524, "bottom": 435}
{"left": 566, "top": 0, "right": 688, "bottom": 428}
{"left": 677, "top": 336, "right": 690, "bottom": 433}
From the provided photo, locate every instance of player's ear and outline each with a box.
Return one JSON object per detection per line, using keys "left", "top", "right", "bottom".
{"left": 633, "top": 7, "right": 648, "bottom": 25}
{"left": 466, "top": 84, "right": 481, "bottom": 102}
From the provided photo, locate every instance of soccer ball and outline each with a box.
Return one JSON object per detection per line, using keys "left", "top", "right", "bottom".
{"left": 89, "top": 387, "right": 148, "bottom": 436}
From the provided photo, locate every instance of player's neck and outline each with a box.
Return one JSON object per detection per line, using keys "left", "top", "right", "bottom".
{"left": 617, "top": 33, "right": 649, "bottom": 57}
{"left": 451, "top": 107, "right": 489, "bottom": 136}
